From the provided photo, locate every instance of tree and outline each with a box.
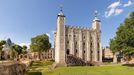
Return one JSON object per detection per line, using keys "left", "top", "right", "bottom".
{"left": 11, "top": 45, "right": 17, "bottom": 59}
{"left": 0, "top": 40, "right": 6, "bottom": 60}
{"left": 11, "top": 44, "right": 23, "bottom": 59}
{"left": 22, "top": 45, "right": 28, "bottom": 54}
{"left": 110, "top": 12, "right": 134, "bottom": 60}
{"left": 30, "top": 34, "right": 51, "bottom": 60}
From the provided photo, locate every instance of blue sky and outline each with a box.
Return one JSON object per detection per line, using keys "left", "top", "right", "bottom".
{"left": 0, "top": 0, "right": 134, "bottom": 48}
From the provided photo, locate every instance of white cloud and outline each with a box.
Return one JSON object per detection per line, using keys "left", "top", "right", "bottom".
{"left": 124, "top": 0, "right": 133, "bottom": 7}
{"left": 108, "top": 1, "right": 121, "bottom": 9}
{"left": 46, "top": 32, "right": 54, "bottom": 47}
{"left": 104, "top": 0, "right": 133, "bottom": 18}
{"left": 114, "top": 8, "right": 124, "bottom": 16}
{"left": 46, "top": 33, "right": 51, "bottom": 37}
{"left": 19, "top": 43, "right": 30, "bottom": 49}
{"left": 105, "top": 0, "right": 124, "bottom": 18}
{"left": 105, "top": 8, "right": 115, "bottom": 18}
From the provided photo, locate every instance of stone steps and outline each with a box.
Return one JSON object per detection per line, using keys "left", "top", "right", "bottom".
{"left": 66, "top": 54, "right": 86, "bottom": 66}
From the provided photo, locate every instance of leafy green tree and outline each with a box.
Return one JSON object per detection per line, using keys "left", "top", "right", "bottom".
{"left": 11, "top": 45, "right": 17, "bottom": 59}
{"left": 109, "top": 38, "right": 118, "bottom": 54}
{"left": 30, "top": 34, "right": 51, "bottom": 60}
{"left": 22, "top": 45, "right": 28, "bottom": 54}
{"left": 0, "top": 40, "right": 6, "bottom": 60}
{"left": 11, "top": 44, "right": 23, "bottom": 59}
{"left": 110, "top": 12, "right": 134, "bottom": 60}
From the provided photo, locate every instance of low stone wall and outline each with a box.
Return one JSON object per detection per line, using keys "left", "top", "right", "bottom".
{"left": 0, "top": 62, "right": 27, "bottom": 75}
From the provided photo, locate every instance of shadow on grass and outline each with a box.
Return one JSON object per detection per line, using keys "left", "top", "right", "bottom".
{"left": 122, "top": 64, "right": 134, "bottom": 67}
{"left": 26, "top": 72, "right": 42, "bottom": 75}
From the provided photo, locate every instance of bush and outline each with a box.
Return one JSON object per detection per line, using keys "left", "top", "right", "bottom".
{"left": 122, "top": 64, "right": 134, "bottom": 67}
{"left": 26, "top": 72, "right": 42, "bottom": 75}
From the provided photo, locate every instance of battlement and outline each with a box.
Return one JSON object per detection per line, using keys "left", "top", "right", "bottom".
{"left": 65, "top": 25, "right": 91, "bottom": 30}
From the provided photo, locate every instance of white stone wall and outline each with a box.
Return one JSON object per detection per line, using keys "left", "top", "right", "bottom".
{"left": 55, "top": 12, "right": 102, "bottom": 64}
{"left": 64, "top": 25, "right": 101, "bottom": 62}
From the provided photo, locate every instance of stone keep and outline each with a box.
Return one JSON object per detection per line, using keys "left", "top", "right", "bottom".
{"left": 55, "top": 10, "right": 102, "bottom": 65}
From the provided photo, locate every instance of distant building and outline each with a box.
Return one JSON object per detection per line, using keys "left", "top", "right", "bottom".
{"left": 42, "top": 48, "right": 54, "bottom": 60}
{"left": 102, "top": 47, "right": 113, "bottom": 59}
{"left": 25, "top": 48, "right": 55, "bottom": 61}
{"left": 2, "top": 38, "right": 14, "bottom": 59}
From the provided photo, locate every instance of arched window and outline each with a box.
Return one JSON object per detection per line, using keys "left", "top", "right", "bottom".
{"left": 76, "top": 49, "right": 77, "bottom": 53}
{"left": 83, "top": 42, "right": 85, "bottom": 45}
{"left": 66, "top": 49, "right": 70, "bottom": 55}
{"left": 84, "top": 50, "right": 85, "bottom": 53}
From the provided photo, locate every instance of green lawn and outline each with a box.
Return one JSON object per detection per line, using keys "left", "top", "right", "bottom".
{"left": 31, "top": 60, "right": 54, "bottom": 66}
{"left": 26, "top": 61, "right": 134, "bottom": 75}
{"left": 45, "top": 65, "right": 134, "bottom": 75}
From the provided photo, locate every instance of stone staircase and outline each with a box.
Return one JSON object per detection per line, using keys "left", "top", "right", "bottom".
{"left": 66, "top": 54, "right": 86, "bottom": 66}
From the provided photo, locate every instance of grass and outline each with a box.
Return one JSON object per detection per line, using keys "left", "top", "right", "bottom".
{"left": 26, "top": 61, "right": 134, "bottom": 75}
{"left": 45, "top": 65, "right": 134, "bottom": 75}
{"left": 31, "top": 60, "right": 54, "bottom": 66}
{"left": 26, "top": 60, "right": 54, "bottom": 75}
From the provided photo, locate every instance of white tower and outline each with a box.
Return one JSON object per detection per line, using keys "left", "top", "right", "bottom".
{"left": 92, "top": 11, "right": 101, "bottom": 30}
{"left": 55, "top": 6, "right": 66, "bottom": 66}
{"left": 92, "top": 11, "right": 102, "bottom": 62}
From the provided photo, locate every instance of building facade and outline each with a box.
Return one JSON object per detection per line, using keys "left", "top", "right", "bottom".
{"left": 102, "top": 47, "right": 113, "bottom": 59}
{"left": 55, "top": 9, "right": 102, "bottom": 65}
{"left": 42, "top": 48, "right": 55, "bottom": 60}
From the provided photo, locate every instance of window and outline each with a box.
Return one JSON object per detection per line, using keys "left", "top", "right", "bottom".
{"left": 84, "top": 36, "right": 85, "bottom": 39}
{"left": 66, "top": 49, "right": 70, "bottom": 55}
{"left": 76, "top": 49, "right": 77, "bottom": 53}
{"left": 98, "top": 51, "right": 99, "bottom": 53}
{"left": 91, "top": 50, "right": 93, "bottom": 53}
{"left": 67, "top": 41, "right": 69, "bottom": 44}
{"left": 84, "top": 50, "right": 85, "bottom": 53}
{"left": 83, "top": 42, "right": 85, "bottom": 45}
{"left": 75, "top": 42, "right": 77, "bottom": 45}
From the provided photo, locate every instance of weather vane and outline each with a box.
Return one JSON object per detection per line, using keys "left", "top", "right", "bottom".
{"left": 94, "top": 10, "right": 98, "bottom": 17}
{"left": 59, "top": 4, "right": 63, "bottom": 12}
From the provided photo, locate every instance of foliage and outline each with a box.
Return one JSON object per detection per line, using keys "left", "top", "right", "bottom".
{"left": 22, "top": 45, "right": 28, "bottom": 54}
{"left": 11, "top": 44, "right": 23, "bottom": 59}
{"left": 0, "top": 40, "right": 6, "bottom": 51}
{"left": 30, "top": 34, "right": 51, "bottom": 60}
{"left": 23, "top": 45, "right": 27, "bottom": 50}
{"left": 26, "top": 72, "right": 42, "bottom": 75}
{"left": 0, "top": 40, "right": 6, "bottom": 60}
{"left": 11, "top": 44, "right": 23, "bottom": 54}
{"left": 110, "top": 12, "right": 134, "bottom": 58}
{"left": 26, "top": 60, "right": 54, "bottom": 75}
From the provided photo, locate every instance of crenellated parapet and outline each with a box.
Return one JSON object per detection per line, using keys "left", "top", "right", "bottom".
{"left": 65, "top": 25, "right": 91, "bottom": 31}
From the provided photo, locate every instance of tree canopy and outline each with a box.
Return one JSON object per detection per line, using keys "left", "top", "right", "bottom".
{"left": 30, "top": 34, "right": 51, "bottom": 59}
{"left": 0, "top": 40, "right": 6, "bottom": 51}
{"left": 22, "top": 45, "right": 28, "bottom": 54}
{"left": 0, "top": 40, "right": 6, "bottom": 60}
{"left": 30, "top": 34, "right": 51, "bottom": 52}
{"left": 30, "top": 34, "right": 51, "bottom": 60}
{"left": 11, "top": 44, "right": 23, "bottom": 54}
{"left": 110, "top": 12, "right": 134, "bottom": 58}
